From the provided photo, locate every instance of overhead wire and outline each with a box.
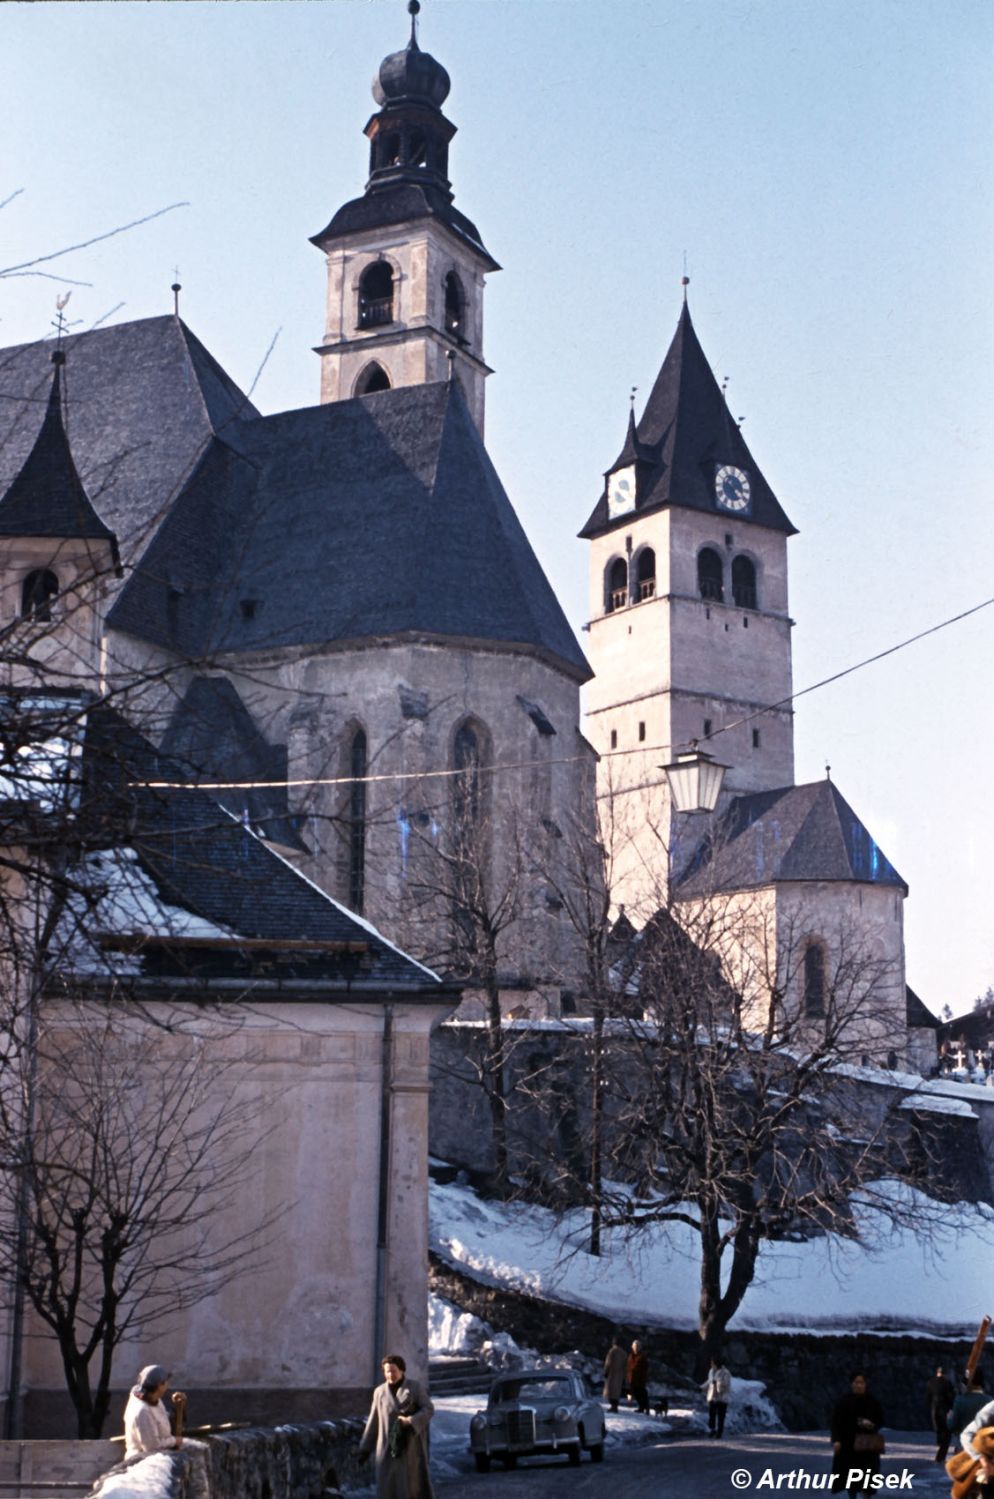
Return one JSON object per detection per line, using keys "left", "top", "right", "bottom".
{"left": 134, "top": 591, "right": 994, "bottom": 793}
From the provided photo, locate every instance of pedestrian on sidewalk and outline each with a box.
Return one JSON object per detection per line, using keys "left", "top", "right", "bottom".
{"left": 925, "top": 1364, "right": 954, "bottom": 1462}
{"left": 626, "top": 1341, "right": 650, "bottom": 1415}
{"left": 829, "top": 1371, "right": 885, "bottom": 1494}
{"left": 123, "top": 1364, "right": 187, "bottom": 1462}
{"left": 703, "top": 1358, "right": 731, "bottom": 1439}
{"left": 603, "top": 1334, "right": 627, "bottom": 1413}
{"left": 359, "top": 1354, "right": 435, "bottom": 1499}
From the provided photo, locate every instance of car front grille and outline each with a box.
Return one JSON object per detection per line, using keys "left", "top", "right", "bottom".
{"left": 506, "top": 1409, "right": 537, "bottom": 1447}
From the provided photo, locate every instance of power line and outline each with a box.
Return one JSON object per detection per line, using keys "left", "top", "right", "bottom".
{"left": 134, "top": 591, "right": 994, "bottom": 793}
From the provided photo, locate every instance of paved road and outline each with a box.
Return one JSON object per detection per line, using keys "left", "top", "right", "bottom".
{"left": 436, "top": 1428, "right": 950, "bottom": 1497}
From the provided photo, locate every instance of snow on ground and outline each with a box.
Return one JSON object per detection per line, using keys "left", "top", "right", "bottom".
{"left": 430, "top": 1177, "right": 994, "bottom": 1338}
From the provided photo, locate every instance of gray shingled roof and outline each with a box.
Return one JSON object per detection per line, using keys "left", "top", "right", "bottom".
{"left": 0, "top": 316, "right": 257, "bottom": 576}
{"left": 675, "top": 779, "right": 907, "bottom": 896}
{"left": 0, "top": 364, "right": 119, "bottom": 561}
{"left": 78, "top": 706, "right": 449, "bottom": 998}
{"left": 580, "top": 302, "right": 796, "bottom": 539}
{"left": 161, "top": 675, "right": 307, "bottom": 852}
{"left": 311, "top": 182, "right": 498, "bottom": 270}
{"left": 108, "top": 376, "right": 589, "bottom": 677}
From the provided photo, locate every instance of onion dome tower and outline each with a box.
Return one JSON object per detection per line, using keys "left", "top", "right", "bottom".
{"left": 311, "top": 1, "right": 498, "bottom": 433}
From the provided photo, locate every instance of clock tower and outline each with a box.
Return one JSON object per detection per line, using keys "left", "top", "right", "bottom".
{"left": 310, "top": 2, "right": 498, "bottom": 433}
{"left": 580, "top": 297, "right": 797, "bottom": 917}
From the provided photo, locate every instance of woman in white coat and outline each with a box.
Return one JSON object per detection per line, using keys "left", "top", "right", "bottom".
{"left": 359, "top": 1354, "right": 435, "bottom": 1499}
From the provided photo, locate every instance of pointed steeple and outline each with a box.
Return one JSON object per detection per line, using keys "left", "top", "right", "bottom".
{"left": 0, "top": 357, "right": 120, "bottom": 567}
{"left": 580, "top": 300, "right": 796, "bottom": 538}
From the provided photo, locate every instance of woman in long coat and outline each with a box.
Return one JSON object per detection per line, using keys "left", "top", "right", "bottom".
{"left": 830, "top": 1372, "right": 885, "bottom": 1494}
{"left": 603, "top": 1336, "right": 627, "bottom": 1411}
{"left": 626, "top": 1340, "right": 650, "bottom": 1415}
{"left": 359, "top": 1355, "right": 435, "bottom": 1499}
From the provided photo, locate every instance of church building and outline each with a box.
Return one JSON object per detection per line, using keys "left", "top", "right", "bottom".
{"left": 0, "top": 0, "right": 925, "bottom": 1439}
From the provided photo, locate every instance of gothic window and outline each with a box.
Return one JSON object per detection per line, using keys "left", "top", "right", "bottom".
{"left": 444, "top": 272, "right": 465, "bottom": 337}
{"left": 732, "top": 554, "right": 758, "bottom": 610}
{"left": 348, "top": 728, "right": 367, "bottom": 915}
{"left": 21, "top": 568, "right": 59, "bottom": 622}
{"left": 355, "top": 361, "right": 392, "bottom": 396}
{"left": 358, "top": 261, "right": 394, "bottom": 329}
{"left": 803, "top": 941, "right": 826, "bottom": 1018}
{"left": 636, "top": 547, "right": 656, "bottom": 601}
{"left": 697, "top": 548, "right": 724, "bottom": 603}
{"left": 453, "top": 722, "right": 482, "bottom": 832}
{"left": 606, "top": 557, "right": 628, "bottom": 613}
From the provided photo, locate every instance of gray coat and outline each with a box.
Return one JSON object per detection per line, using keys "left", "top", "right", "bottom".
{"left": 603, "top": 1344, "right": 627, "bottom": 1401}
{"left": 359, "top": 1377, "right": 435, "bottom": 1499}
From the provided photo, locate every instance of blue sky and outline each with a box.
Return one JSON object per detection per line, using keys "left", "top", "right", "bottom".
{"left": 5, "top": 0, "right": 992, "bottom": 1011}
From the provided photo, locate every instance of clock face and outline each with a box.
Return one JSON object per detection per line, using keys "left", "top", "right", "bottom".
{"left": 607, "top": 465, "right": 637, "bottom": 519}
{"left": 715, "top": 465, "right": 751, "bottom": 512}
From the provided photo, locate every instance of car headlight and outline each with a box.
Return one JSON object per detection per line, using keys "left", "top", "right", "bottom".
{"left": 470, "top": 1415, "right": 486, "bottom": 1431}
{"left": 553, "top": 1405, "right": 571, "bottom": 1422}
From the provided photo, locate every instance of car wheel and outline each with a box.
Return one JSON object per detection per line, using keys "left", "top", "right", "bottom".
{"left": 589, "top": 1442, "right": 605, "bottom": 1463}
{"left": 502, "top": 1453, "right": 518, "bottom": 1469}
{"left": 568, "top": 1445, "right": 581, "bottom": 1467}
{"left": 474, "top": 1453, "right": 491, "bottom": 1473}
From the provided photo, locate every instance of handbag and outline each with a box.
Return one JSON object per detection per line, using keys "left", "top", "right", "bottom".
{"left": 946, "top": 1449, "right": 981, "bottom": 1499}
{"left": 853, "top": 1432, "right": 885, "bottom": 1455}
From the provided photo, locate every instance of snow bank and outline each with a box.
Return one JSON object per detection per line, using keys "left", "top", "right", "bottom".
{"left": 430, "top": 1177, "right": 994, "bottom": 1338}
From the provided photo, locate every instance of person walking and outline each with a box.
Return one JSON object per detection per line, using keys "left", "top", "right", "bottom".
{"left": 925, "top": 1365, "right": 954, "bottom": 1462}
{"left": 123, "top": 1364, "right": 187, "bottom": 1462}
{"left": 603, "top": 1334, "right": 627, "bottom": 1413}
{"left": 358, "top": 1354, "right": 435, "bottom": 1499}
{"left": 626, "top": 1340, "right": 650, "bottom": 1415}
{"left": 830, "top": 1372, "right": 885, "bottom": 1494}
{"left": 703, "top": 1357, "right": 732, "bottom": 1439}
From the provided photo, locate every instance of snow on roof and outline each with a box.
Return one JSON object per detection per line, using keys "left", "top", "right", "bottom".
{"left": 898, "top": 1092, "right": 977, "bottom": 1118}
{"left": 55, "top": 846, "right": 235, "bottom": 974}
{"left": 430, "top": 1176, "right": 994, "bottom": 1339}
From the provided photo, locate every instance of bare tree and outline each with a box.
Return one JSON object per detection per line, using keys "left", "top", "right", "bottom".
{"left": 0, "top": 1004, "right": 276, "bottom": 1438}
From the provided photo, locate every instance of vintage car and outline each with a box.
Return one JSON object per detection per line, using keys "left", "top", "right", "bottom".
{"left": 469, "top": 1367, "right": 606, "bottom": 1471}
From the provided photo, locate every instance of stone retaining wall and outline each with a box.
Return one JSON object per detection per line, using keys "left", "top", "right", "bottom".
{"left": 89, "top": 1420, "right": 367, "bottom": 1499}
{"left": 431, "top": 1253, "right": 978, "bottom": 1433}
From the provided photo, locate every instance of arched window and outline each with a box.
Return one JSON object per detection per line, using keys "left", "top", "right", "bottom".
{"left": 732, "top": 555, "right": 757, "bottom": 610}
{"left": 637, "top": 547, "right": 656, "bottom": 602}
{"left": 348, "top": 728, "right": 367, "bottom": 915}
{"left": 697, "top": 548, "right": 724, "bottom": 603}
{"left": 444, "top": 272, "right": 465, "bottom": 337}
{"left": 453, "top": 722, "right": 481, "bottom": 833}
{"left": 21, "top": 568, "right": 59, "bottom": 622}
{"left": 606, "top": 557, "right": 628, "bottom": 613}
{"left": 358, "top": 261, "right": 394, "bottom": 329}
{"left": 803, "top": 942, "right": 826, "bottom": 1018}
{"left": 355, "top": 362, "right": 391, "bottom": 396}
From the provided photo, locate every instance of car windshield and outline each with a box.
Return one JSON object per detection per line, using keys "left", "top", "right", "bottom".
{"left": 492, "top": 1376, "right": 574, "bottom": 1404}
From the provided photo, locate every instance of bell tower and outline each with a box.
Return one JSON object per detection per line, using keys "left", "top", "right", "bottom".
{"left": 311, "top": 0, "right": 499, "bottom": 432}
{"left": 581, "top": 294, "right": 798, "bottom": 917}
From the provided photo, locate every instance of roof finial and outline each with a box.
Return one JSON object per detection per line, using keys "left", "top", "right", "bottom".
{"left": 51, "top": 292, "right": 72, "bottom": 359}
{"left": 171, "top": 267, "right": 182, "bottom": 317}
{"left": 825, "top": 761, "right": 832, "bottom": 781}
{"left": 682, "top": 251, "right": 690, "bottom": 304}
{"left": 629, "top": 385, "right": 637, "bottom": 411}
{"left": 408, "top": 0, "right": 420, "bottom": 43}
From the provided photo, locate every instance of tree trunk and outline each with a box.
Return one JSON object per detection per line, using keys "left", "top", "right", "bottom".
{"left": 484, "top": 971, "right": 508, "bottom": 1192}
{"left": 588, "top": 1002, "right": 604, "bottom": 1256}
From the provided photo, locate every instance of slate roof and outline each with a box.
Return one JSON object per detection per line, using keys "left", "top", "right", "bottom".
{"left": 906, "top": 986, "right": 939, "bottom": 1030}
{"left": 311, "top": 182, "right": 498, "bottom": 270}
{"left": 76, "top": 705, "right": 450, "bottom": 997}
{"left": 675, "top": 779, "right": 907, "bottom": 896}
{"left": 0, "top": 316, "right": 257, "bottom": 576}
{"left": 161, "top": 675, "right": 307, "bottom": 852}
{"left": 580, "top": 302, "right": 796, "bottom": 539}
{"left": 0, "top": 363, "right": 119, "bottom": 563}
{"left": 108, "top": 376, "right": 589, "bottom": 678}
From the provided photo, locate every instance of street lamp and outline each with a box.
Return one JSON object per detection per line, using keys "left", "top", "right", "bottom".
{"left": 661, "top": 745, "right": 728, "bottom": 814}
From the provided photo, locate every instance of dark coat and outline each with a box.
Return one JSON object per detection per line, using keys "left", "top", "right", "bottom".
{"left": 359, "top": 1377, "right": 434, "bottom": 1499}
{"left": 927, "top": 1374, "right": 955, "bottom": 1427}
{"left": 603, "top": 1344, "right": 627, "bottom": 1402}
{"left": 830, "top": 1389, "right": 885, "bottom": 1494}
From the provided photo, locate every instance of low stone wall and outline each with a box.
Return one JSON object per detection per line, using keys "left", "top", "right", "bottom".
{"left": 89, "top": 1421, "right": 368, "bottom": 1499}
{"left": 431, "top": 1254, "right": 978, "bottom": 1433}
